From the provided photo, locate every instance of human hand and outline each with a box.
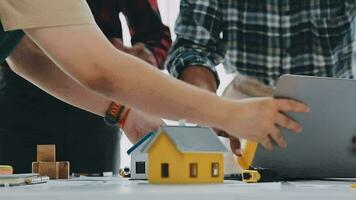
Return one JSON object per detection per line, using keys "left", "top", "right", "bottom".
{"left": 215, "top": 129, "right": 242, "bottom": 156}
{"left": 221, "top": 97, "right": 310, "bottom": 150}
{"left": 110, "top": 38, "right": 158, "bottom": 66}
{"left": 122, "top": 109, "right": 164, "bottom": 144}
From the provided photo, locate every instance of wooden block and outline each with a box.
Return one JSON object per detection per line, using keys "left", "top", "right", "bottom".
{"left": 37, "top": 145, "right": 56, "bottom": 162}
{"left": 32, "top": 162, "right": 39, "bottom": 173}
{"left": 38, "top": 162, "right": 59, "bottom": 179}
{"left": 58, "top": 161, "right": 70, "bottom": 179}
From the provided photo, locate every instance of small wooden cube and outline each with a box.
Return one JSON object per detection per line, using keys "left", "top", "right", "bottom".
{"left": 37, "top": 145, "right": 56, "bottom": 162}
{"left": 38, "top": 162, "right": 59, "bottom": 179}
{"left": 58, "top": 161, "right": 70, "bottom": 179}
{"left": 32, "top": 162, "right": 39, "bottom": 173}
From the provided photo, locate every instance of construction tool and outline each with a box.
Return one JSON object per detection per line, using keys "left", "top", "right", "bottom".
{"left": 238, "top": 141, "right": 281, "bottom": 183}
{"left": 237, "top": 141, "right": 258, "bottom": 170}
{"left": 25, "top": 176, "right": 49, "bottom": 185}
{"left": 242, "top": 168, "right": 281, "bottom": 183}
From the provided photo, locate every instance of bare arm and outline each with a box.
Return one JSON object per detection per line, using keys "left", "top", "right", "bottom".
{"left": 22, "top": 24, "right": 309, "bottom": 150}
{"left": 6, "top": 35, "right": 163, "bottom": 143}
{"left": 180, "top": 66, "right": 218, "bottom": 92}
{"left": 180, "top": 66, "right": 242, "bottom": 155}
{"left": 24, "top": 25, "right": 228, "bottom": 128}
{"left": 6, "top": 36, "right": 110, "bottom": 116}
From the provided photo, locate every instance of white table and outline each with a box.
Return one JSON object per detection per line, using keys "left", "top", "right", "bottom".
{"left": 1, "top": 177, "right": 355, "bottom": 200}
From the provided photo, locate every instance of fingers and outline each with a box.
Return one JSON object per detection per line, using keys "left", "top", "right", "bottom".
{"left": 269, "top": 127, "right": 287, "bottom": 148}
{"left": 212, "top": 129, "right": 241, "bottom": 156}
{"left": 276, "top": 99, "right": 310, "bottom": 113}
{"left": 110, "top": 38, "right": 125, "bottom": 50}
{"left": 127, "top": 43, "right": 157, "bottom": 66}
{"left": 260, "top": 136, "right": 273, "bottom": 151}
{"left": 276, "top": 113, "right": 302, "bottom": 132}
{"left": 213, "top": 128, "right": 229, "bottom": 137}
{"left": 131, "top": 43, "right": 145, "bottom": 50}
{"left": 143, "top": 55, "right": 157, "bottom": 66}
{"left": 229, "top": 136, "right": 242, "bottom": 156}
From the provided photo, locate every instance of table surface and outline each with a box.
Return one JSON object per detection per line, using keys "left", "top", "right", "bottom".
{"left": 1, "top": 177, "right": 356, "bottom": 200}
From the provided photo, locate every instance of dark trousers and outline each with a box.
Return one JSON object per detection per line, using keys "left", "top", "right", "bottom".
{"left": 0, "top": 67, "right": 120, "bottom": 174}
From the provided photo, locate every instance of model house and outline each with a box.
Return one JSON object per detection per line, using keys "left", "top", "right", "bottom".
{"left": 127, "top": 132, "right": 155, "bottom": 180}
{"left": 128, "top": 126, "right": 228, "bottom": 184}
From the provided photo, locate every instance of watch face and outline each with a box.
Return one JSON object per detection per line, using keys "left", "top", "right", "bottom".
{"left": 104, "top": 102, "right": 124, "bottom": 126}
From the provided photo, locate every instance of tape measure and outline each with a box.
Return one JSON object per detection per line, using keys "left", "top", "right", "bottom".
{"left": 237, "top": 141, "right": 281, "bottom": 183}
{"left": 242, "top": 168, "right": 281, "bottom": 183}
{"left": 237, "top": 141, "right": 258, "bottom": 170}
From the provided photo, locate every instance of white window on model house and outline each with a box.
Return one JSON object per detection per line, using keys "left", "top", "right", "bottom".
{"left": 211, "top": 163, "right": 219, "bottom": 177}
{"left": 136, "top": 161, "right": 146, "bottom": 174}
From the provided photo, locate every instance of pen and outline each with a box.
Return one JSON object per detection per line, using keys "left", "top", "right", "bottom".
{"left": 25, "top": 176, "right": 49, "bottom": 185}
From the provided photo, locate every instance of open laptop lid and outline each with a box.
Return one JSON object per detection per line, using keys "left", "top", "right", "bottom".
{"left": 252, "top": 75, "right": 356, "bottom": 180}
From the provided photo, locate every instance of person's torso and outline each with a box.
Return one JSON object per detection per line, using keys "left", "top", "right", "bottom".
{"left": 218, "top": 0, "right": 355, "bottom": 86}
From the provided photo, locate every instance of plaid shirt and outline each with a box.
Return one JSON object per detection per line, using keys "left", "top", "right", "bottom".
{"left": 87, "top": 0, "right": 171, "bottom": 69}
{"left": 166, "top": 0, "right": 356, "bottom": 86}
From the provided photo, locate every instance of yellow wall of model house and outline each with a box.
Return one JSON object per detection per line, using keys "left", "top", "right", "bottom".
{"left": 148, "top": 133, "right": 184, "bottom": 183}
{"left": 182, "top": 153, "right": 224, "bottom": 184}
{"left": 148, "top": 132, "right": 224, "bottom": 184}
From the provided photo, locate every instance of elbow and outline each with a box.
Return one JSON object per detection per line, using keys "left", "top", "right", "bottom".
{"left": 6, "top": 36, "right": 49, "bottom": 77}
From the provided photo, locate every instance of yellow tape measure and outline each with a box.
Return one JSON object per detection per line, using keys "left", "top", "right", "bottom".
{"left": 237, "top": 141, "right": 258, "bottom": 170}
{"left": 242, "top": 169, "right": 261, "bottom": 183}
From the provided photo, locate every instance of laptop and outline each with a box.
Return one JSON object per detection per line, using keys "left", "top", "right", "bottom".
{"left": 252, "top": 75, "right": 356, "bottom": 180}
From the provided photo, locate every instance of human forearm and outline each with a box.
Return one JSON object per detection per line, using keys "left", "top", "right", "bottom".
{"left": 7, "top": 35, "right": 163, "bottom": 143}
{"left": 24, "top": 24, "right": 310, "bottom": 150}
{"left": 24, "top": 25, "right": 229, "bottom": 129}
{"left": 165, "top": 40, "right": 222, "bottom": 90}
{"left": 6, "top": 36, "right": 110, "bottom": 116}
{"left": 180, "top": 65, "right": 242, "bottom": 154}
{"left": 180, "top": 66, "right": 218, "bottom": 92}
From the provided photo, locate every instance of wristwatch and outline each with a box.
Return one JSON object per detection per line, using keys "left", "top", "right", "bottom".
{"left": 104, "top": 102, "right": 125, "bottom": 127}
